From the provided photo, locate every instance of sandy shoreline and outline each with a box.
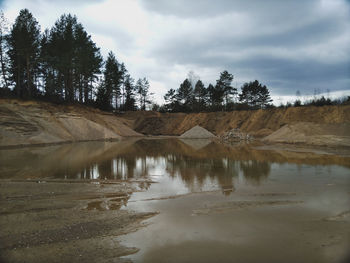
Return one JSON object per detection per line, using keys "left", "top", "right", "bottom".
{"left": 0, "top": 179, "right": 158, "bottom": 263}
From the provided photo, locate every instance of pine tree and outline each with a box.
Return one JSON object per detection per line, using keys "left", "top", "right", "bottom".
{"left": 239, "top": 80, "right": 272, "bottom": 108}
{"left": 7, "top": 9, "right": 41, "bottom": 98}
{"left": 193, "top": 79, "right": 207, "bottom": 111}
{"left": 216, "top": 70, "right": 236, "bottom": 110}
{"left": 95, "top": 78, "right": 110, "bottom": 111}
{"left": 177, "top": 78, "right": 193, "bottom": 112}
{"left": 207, "top": 84, "right": 216, "bottom": 109}
{"left": 47, "top": 14, "right": 77, "bottom": 101}
{"left": 124, "top": 74, "right": 136, "bottom": 111}
{"left": 119, "top": 63, "right": 127, "bottom": 108}
{"left": 164, "top": 88, "right": 177, "bottom": 112}
{"left": 39, "top": 29, "right": 58, "bottom": 99}
{"left": 74, "top": 23, "right": 102, "bottom": 103}
{"left": 103, "top": 51, "right": 122, "bottom": 109}
{"left": 136, "top": 77, "right": 152, "bottom": 110}
{"left": 208, "top": 83, "right": 224, "bottom": 110}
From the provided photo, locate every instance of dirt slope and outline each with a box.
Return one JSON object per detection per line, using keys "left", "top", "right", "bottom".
{"left": 0, "top": 99, "right": 142, "bottom": 147}
{"left": 1, "top": 99, "right": 349, "bottom": 147}
{"left": 263, "top": 122, "right": 350, "bottom": 147}
{"left": 124, "top": 106, "right": 350, "bottom": 146}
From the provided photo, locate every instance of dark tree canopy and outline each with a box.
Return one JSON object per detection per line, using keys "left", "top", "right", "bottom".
{"left": 177, "top": 78, "right": 193, "bottom": 112}
{"left": 136, "top": 77, "right": 151, "bottom": 110}
{"left": 239, "top": 80, "right": 272, "bottom": 108}
{"left": 123, "top": 74, "right": 136, "bottom": 111}
{"left": 1, "top": 8, "right": 149, "bottom": 111}
{"left": 193, "top": 79, "right": 207, "bottom": 112}
{"left": 7, "top": 9, "right": 41, "bottom": 98}
{"left": 161, "top": 71, "right": 274, "bottom": 113}
{"left": 216, "top": 70, "right": 236, "bottom": 108}
{"left": 0, "top": 9, "right": 281, "bottom": 113}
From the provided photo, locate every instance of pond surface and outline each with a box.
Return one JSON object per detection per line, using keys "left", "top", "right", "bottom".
{"left": 1, "top": 138, "right": 349, "bottom": 263}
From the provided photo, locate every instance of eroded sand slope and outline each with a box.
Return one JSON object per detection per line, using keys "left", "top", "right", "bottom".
{"left": 0, "top": 99, "right": 142, "bottom": 147}
{"left": 125, "top": 105, "right": 350, "bottom": 146}
{"left": 1, "top": 99, "right": 350, "bottom": 147}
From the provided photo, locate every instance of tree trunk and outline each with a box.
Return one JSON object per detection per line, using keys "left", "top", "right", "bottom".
{"left": 17, "top": 57, "right": 21, "bottom": 97}
{"left": 26, "top": 55, "right": 32, "bottom": 97}
{"left": 78, "top": 74, "right": 83, "bottom": 103}
{"left": 83, "top": 78, "right": 89, "bottom": 103}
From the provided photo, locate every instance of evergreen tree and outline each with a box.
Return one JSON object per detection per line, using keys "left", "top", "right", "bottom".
{"left": 207, "top": 83, "right": 216, "bottom": 109}
{"left": 193, "top": 79, "right": 207, "bottom": 111}
{"left": 216, "top": 70, "right": 236, "bottom": 109}
{"left": 103, "top": 51, "right": 122, "bottom": 109}
{"left": 7, "top": 9, "right": 41, "bottom": 98}
{"left": 124, "top": 74, "right": 136, "bottom": 111}
{"left": 177, "top": 78, "right": 193, "bottom": 112}
{"left": 141, "top": 78, "right": 151, "bottom": 110}
{"left": 208, "top": 82, "right": 224, "bottom": 110}
{"left": 119, "top": 63, "right": 127, "bottom": 108}
{"left": 95, "top": 78, "right": 111, "bottom": 111}
{"left": 136, "top": 77, "right": 152, "bottom": 110}
{"left": 39, "top": 29, "right": 58, "bottom": 99}
{"left": 239, "top": 80, "right": 272, "bottom": 108}
{"left": 74, "top": 23, "right": 102, "bottom": 103}
{"left": 48, "top": 14, "right": 77, "bottom": 101}
{"left": 164, "top": 88, "right": 177, "bottom": 112}
{"left": 42, "top": 14, "right": 102, "bottom": 103}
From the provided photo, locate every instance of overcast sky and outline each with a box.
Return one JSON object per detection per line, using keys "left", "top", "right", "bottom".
{"left": 1, "top": 0, "right": 350, "bottom": 104}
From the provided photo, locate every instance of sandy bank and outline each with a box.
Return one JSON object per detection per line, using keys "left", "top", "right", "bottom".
{"left": 1, "top": 99, "right": 350, "bottom": 148}
{"left": 125, "top": 105, "right": 350, "bottom": 147}
{"left": 0, "top": 99, "right": 143, "bottom": 147}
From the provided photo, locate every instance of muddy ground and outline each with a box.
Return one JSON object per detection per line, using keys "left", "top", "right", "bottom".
{"left": 0, "top": 180, "right": 157, "bottom": 263}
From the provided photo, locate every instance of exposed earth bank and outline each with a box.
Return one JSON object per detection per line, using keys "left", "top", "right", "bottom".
{"left": 121, "top": 104, "right": 350, "bottom": 147}
{"left": 1, "top": 98, "right": 350, "bottom": 148}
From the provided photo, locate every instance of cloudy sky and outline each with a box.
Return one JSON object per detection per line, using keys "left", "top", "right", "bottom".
{"left": 1, "top": 0, "right": 350, "bottom": 104}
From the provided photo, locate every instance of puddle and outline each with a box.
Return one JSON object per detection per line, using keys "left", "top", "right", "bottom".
{"left": 1, "top": 138, "right": 350, "bottom": 262}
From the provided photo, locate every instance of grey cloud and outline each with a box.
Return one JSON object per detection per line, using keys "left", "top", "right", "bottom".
{"left": 237, "top": 57, "right": 350, "bottom": 94}
{"left": 139, "top": 0, "right": 318, "bottom": 19}
{"left": 145, "top": 0, "right": 350, "bottom": 96}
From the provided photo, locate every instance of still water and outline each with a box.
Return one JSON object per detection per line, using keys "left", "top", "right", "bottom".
{"left": 1, "top": 138, "right": 349, "bottom": 262}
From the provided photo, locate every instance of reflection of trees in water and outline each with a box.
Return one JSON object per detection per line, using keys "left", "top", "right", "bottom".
{"left": 10, "top": 139, "right": 271, "bottom": 193}
{"left": 75, "top": 156, "right": 149, "bottom": 181}
{"left": 239, "top": 160, "right": 270, "bottom": 185}
{"left": 165, "top": 155, "right": 270, "bottom": 195}
{"left": 166, "top": 155, "right": 238, "bottom": 194}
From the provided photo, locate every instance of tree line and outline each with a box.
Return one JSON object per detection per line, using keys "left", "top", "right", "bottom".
{"left": 0, "top": 9, "right": 152, "bottom": 111}
{"left": 0, "top": 9, "right": 276, "bottom": 113}
{"left": 162, "top": 70, "right": 272, "bottom": 112}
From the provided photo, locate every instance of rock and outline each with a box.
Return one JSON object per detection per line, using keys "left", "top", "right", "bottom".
{"left": 220, "top": 128, "right": 253, "bottom": 142}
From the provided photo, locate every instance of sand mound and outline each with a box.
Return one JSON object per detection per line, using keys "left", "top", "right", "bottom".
{"left": 263, "top": 122, "right": 350, "bottom": 147}
{"left": 180, "top": 125, "right": 216, "bottom": 139}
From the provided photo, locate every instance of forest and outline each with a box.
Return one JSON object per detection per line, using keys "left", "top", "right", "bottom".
{"left": 0, "top": 9, "right": 347, "bottom": 113}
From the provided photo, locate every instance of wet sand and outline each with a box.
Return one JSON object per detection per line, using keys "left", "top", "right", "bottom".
{"left": 0, "top": 180, "right": 157, "bottom": 263}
